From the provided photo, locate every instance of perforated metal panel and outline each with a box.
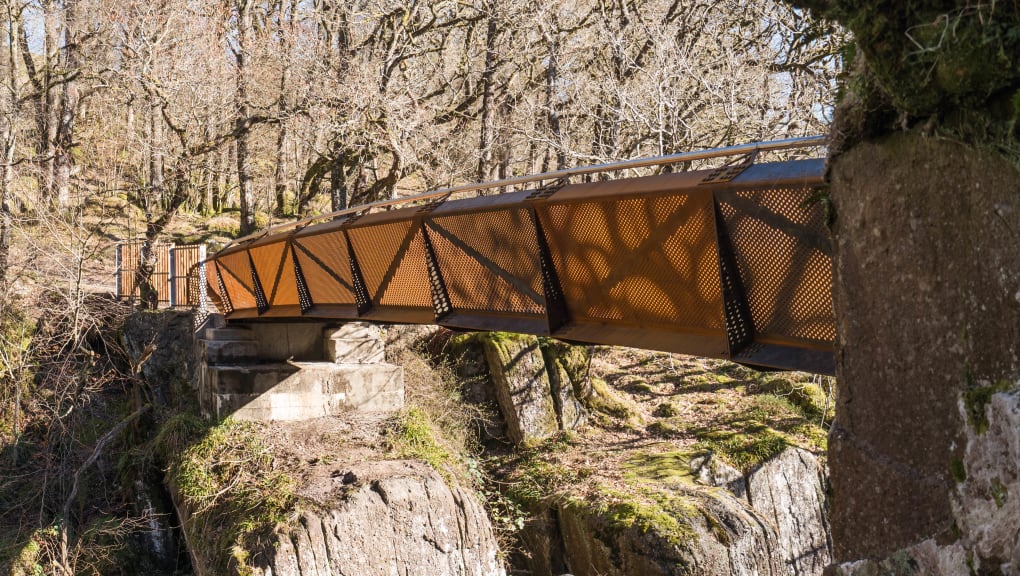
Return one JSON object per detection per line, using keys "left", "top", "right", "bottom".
{"left": 207, "top": 158, "right": 835, "bottom": 373}
{"left": 539, "top": 193, "right": 725, "bottom": 332}
{"left": 293, "top": 230, "right": 358, "bottom": 306}
{"left": 717, "top": 187, "right": 834, "bottom": 346}
{"left": 347, "top": 220, "right": 432, "bottom": 309}
{"left": 216, "top": 249, "right": 258, "bottom": 312}
{"left": 248, "top": 240, "right": 290, "bottom": 308}
{"left": 427, "top": 209, "right": 545, "bottom": 315}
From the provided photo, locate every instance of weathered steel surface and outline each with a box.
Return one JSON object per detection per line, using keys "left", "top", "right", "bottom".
{"left": 205, "top": 158, "right": 835, "bottom": 374}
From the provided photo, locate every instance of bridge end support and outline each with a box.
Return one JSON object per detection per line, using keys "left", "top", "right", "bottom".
{"left": 195, "top": 319, "right": 404, "bottom": 421}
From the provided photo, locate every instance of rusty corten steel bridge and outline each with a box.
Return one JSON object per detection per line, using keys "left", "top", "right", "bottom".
{"left": 202, "top": 137, "right": 835, "bottom": 374}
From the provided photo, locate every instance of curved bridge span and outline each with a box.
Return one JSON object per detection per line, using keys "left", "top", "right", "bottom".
{"left": 203, "top": 138, "right": 835, "bottom": 374}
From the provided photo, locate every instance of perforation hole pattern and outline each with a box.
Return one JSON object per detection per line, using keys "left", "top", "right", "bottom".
{"left": 347, "top": 221, "right": 432, "bottom": 309}
{"left": 539, "top": 194, "right": 724, "bottom": 331}
{"left": 217, "top": 252, "right": 257, "bottom": 311}
{"left": 719, "top": 187, "right": 835, "bottom": 344}
{"left": 293, "top": 232, "right": 357, "bottom": 305}
{"left": 427, "top": 209, "right": 546, "bottom": 315}
{"left": 249, "top": 241, "right": 290, "bottom": 307}
{"left": 270, "top": 244, "right": 299, "bottom": 307}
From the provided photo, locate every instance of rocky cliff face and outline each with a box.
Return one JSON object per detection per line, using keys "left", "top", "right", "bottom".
{"left": 511, "top": 447, "right": 830, "bottom": 576}
{"left": 828, "top": 386, "right": 1020, "bottom": 575}
{"left": 254, "top": 461, "right": 504, "bottom": 576}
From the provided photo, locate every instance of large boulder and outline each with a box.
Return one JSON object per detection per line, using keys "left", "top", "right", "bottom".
{"left": 255, "top": 461, "right": 504, "bottom": 576}
{"left": 555, "top": 486, "right": 784, "bottom": 576}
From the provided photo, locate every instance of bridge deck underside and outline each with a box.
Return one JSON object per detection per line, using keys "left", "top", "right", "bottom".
{"left": 207, "top": 159, "right": 835, "bottom": 374}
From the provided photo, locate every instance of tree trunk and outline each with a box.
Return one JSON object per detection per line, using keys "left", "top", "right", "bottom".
{"left": 234, "top": 0, "right": 256, "bottom": 235}
{"left": 544, "top": 34, "right": 566, "bottom": 171}
{"left": 0, "top": 7, "right": 17, "bottom": 287}
{"left": 38, "top": 0, "right": 58, "bottom": 201}
{"left": 476, "top": 13, "right": 498, "bottom": 183}
{"left": 53, "top": 0, "right": 79, "bottom": 208}
{"left": 149, "top": 102, "right": 165, "bottom": 210}
{"left": 273, "top": 0, "right": 294, "bottom": 215}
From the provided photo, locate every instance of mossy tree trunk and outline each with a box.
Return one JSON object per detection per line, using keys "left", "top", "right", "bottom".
{"left": 790, "top": 0, "right": 1020, "bottom": 565}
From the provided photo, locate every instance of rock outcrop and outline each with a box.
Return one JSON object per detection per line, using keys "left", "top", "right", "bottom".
{"left": 829, "top": 385, "right": 1020, "bottom": 575}
{"left": 480, "top": 333, "right": 561, "bottom": 444}
{"left": 556, "top": 488, "right": 784, "bottom": 576}
{"left": 256, "top": 462, "right": 504, "bottom": 576}
{"left": 747, "top": 449, "right": 831, "bottom": 576}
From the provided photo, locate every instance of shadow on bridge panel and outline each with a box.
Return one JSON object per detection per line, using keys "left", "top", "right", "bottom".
{"left": 205, "top": 158, "right": 834, "bottom": 375}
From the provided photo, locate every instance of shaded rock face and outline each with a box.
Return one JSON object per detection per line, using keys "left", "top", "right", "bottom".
{"left": 519, "top": 448, "right": 832, "bottom": 576}
{"left": 556, "top": 489, "right": 784, "bottom": 576}
{"left": 122, "top": 310, "right": 197, "bottom": 406}
{"left": 826, "top": 134, "right": 1020, "bottom": 560}
{"left": 747, "top": 449, "right": 831, "bottom": 576}
{"left": 254, "top": 462, "right": 505, "bottom": 576}
{"left": 828, "top": 387, "right": 1020, "bottom": 576}
{"left": 480, "top": 334, "right": 562, "bottom": 444}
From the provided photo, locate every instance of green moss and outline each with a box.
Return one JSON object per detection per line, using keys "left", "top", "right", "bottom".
{"left": 582, "top": 486, "right": 697, "bottom": 548}
{"left": 646, "top": 420, "right": 685, "bottom": 438}
{"left": 653, "top": 402, "right": 679, "bottom": 417}
{"left": 990, "top": 478, "right": 1008, "bottom": 508}
{"left": 387, "top": 406, "right": 453, "bottom": 475}
{"left": 622, "top": 451, "right": 696, "bottom": 487}
{"left": 750, "top": 377, "right": 833, "bottom": 420}
{"left": 693, "top": 426, "right": 788, "bottom": 473}
{"left": 538, "top": 338, "right": 591, "bottom": 397}
{"left": 586, "top": 377, "right": 642, "bottom": 424}
{"left": 167, "top": 419, "right": 295, "bottom": 574}
{"left": 949, "top": 459, "right": 967, "bottom": 483}
{"left": 962, "top": 380, "right": 1012, "bottom": 434}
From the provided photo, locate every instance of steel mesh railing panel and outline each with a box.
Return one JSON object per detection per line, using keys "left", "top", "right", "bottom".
{"left": 718, "top": 187, "right": 834, "bottom": 345}
{"left": 216, "top": 250, "right": 258, "bottom": 311}
{"left": 248, "top": 239, "right": 299, "bottom": 309}
{"left": 539, "top": 193, "right": 724, "bottom": 332}
{"left": 427, "top": 209, "right": 545, "bottom": 315}
{"left": 270, "top": 244, "right": 299, "bottom": 307}
{"left": 293, "top": 230, "right": 357, "bottom": 306}
{"left": 347, "top": 220, "right": 432, "bottom": 309}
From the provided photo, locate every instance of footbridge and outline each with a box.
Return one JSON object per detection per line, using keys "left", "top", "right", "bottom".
{"left": 200, "top": 137, "right": 835, "bottom": 375}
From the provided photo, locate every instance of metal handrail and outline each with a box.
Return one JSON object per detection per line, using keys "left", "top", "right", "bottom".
{"left": 223, "top": 135, "right": 826, "bottom": 249}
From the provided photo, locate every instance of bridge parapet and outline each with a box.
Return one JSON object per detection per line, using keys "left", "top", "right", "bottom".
{"left": 202, "top": 140, "right": 835, "bottom": 374}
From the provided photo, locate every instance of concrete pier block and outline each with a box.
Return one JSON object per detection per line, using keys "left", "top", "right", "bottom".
{"left": 198, "top": 339, "right": 259, "bottom": 364}
{"left": 324, "top": 323, "right": 386, "bottom": 363}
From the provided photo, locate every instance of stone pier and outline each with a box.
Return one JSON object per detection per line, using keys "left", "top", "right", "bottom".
{"left": 196, "top": 319, "right": 404, "bottom": 421}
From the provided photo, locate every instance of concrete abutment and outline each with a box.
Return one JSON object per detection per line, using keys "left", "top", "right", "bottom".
{"left": 195, "top": 318, "right": 404, "bottom": 421}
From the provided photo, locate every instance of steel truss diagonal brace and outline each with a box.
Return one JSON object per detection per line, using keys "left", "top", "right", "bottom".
{"left": 344, "top": 229, "right": 372, "bottom": 315}
{"left": 420, "top": 223, "right": 453, "bottom": 321}
{"left": 529, "top": 207, "right": 569, "bottom": 334}
{"left": 713, "top": 197, "right": 755, "bottom": 357}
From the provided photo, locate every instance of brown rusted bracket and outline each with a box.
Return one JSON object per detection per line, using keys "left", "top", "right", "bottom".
{"left": 528, "top": 208, "right": 569, "bottom": 334}
{"left": 343, "top": 228, "right": 372, "bottom": 315}
{"left": 525, "top": 178, "right": 569, "bottom": 201}
{"left": 213, "top": 261, "right": 234, "bottom": 314}
{"left": 420, "top": 225, "right": 453, "bottom": 322}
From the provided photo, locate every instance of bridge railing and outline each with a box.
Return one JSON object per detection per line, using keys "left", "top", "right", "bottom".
{"left": 202, "top": 138, "right": 835, "bottom": 374}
